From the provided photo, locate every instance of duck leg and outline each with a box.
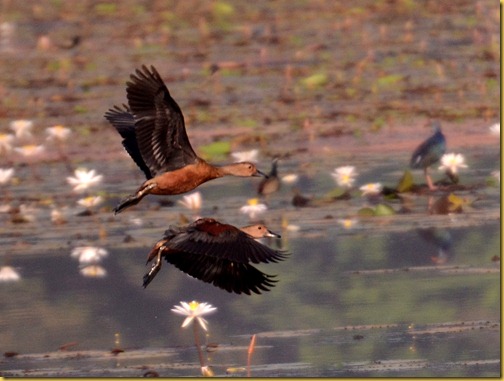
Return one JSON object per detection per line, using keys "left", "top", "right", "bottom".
{"left": 424, "top": 167, "right": 437, "bottom": 191}
{"left": 143, "top": 248, "right": 163, "bottom": 288}
{"left": 114, "top": 183, "right": 157, "bottom": 214}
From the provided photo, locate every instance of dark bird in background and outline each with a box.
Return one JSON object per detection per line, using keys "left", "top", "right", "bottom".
{"left": 292, "top": 188, "right": 311, "bottom": 207}
{"left": 410, "top": 121, "right": 446, "bottom": 190}
{"left": 105, "top": 65, "right": 266, "bottom": 214}
{"left": 258, "top": 157, "right": 280, "bottom": 197}
{"left": 142, "top": 218, "right": 288, "bottom": 295}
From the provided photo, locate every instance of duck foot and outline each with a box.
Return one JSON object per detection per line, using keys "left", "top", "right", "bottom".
{"left": 143, "top": 249, "right": 163, "bottom": 288}
{"left": 114, "top": 194, "right": 142, "bottom": 214}
{"left": 143, "top": 263, "right": 161, "bottom": 288}
{"left": 114, "top": 184, "right": 156, "bottom": 214}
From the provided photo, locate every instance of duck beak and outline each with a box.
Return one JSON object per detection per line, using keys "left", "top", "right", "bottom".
{"left": 256, "top": 169, "right": 268, "bottom": 178}
{"left": 265, "top": 229, "right": 281, "bottom": 238}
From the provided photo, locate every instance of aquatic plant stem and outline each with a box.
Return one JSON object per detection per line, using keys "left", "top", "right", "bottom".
{"left": 56, "top": 141, "right": 73, "bottom": 173}
{"left": 247, "top": 334, "right": 256, "bottom": 377}
{"left": 193, "top": 321, "right": 205, "bottom": 369}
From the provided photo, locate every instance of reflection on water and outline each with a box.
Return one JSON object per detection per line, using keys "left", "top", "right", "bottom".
{"left": 416, "top": 228, "right": 452, "bottom": 264}
{"left": 0, "top": 154, "right": 499, "bottom": 376}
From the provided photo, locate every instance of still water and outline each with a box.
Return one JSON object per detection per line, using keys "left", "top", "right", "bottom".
{"left": 0, "top": 151, "right": 500, "bottom": 377}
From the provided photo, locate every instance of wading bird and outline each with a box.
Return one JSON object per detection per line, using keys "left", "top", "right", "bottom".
{"left": 410, "top": 121, "right": 446, "bottom": 190}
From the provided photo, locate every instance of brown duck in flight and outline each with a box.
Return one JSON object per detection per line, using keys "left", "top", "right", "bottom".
{"left": 105, "top": 65, "right": 266, "bottom": 214}
{"left": 143, "top": 218, "right": 288, "bottom": 295}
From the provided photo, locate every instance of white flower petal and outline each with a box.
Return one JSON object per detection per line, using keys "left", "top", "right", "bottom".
{"left": 181, "top": 316, "right": 194, "bottom": 328}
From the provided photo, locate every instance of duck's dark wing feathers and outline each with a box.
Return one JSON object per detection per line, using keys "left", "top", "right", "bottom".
{"left": 104, "top": 105, "right": 153, "bottom": 179}
{"left": 165, "top": 251, "right": 277, "bottom": 295}
{"left": 165, "top": 223, "right": 288, "bottom": 264}
{"left": 126, "top": 65, "right": 198, "bottom": 176}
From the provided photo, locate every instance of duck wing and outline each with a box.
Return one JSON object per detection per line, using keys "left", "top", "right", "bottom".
{"left": 164, "top": 219, "right": 288, "bottom": 264}
{"left": 165, "top": 251, "right": 277, "bottom": 295}
{"left": 126, "top": 65, "right": 198, "bottom": 176}
{"left": 104, "top": 104, "right": 153, "bottom": 179}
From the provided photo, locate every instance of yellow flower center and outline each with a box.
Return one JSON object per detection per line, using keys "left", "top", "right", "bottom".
{"left": 247, "top": 198, "right": 259, "bottom": 206}
{"left": 341, "top": 219, "right": 354, "bottom": 229}
{"left": 189, "top": 301, "right": 200, "bottom": 310}
{"left": 22, "top": 145, "right": 38, "bottom": 153}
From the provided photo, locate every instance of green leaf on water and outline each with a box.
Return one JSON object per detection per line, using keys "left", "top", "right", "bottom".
{"left": 301, "top": 73, "right": 328, "bottom": 89}
{"left": 94, "top": 3, "right": 117, "bottom": 15}
{"left": 213, "top": 1, "right": 234, "bottom": 18}
{"left": 375, "top": 74, "right": 403, "bottom": 88}
{"left": 74, "top": 105, "right": 88, "bottom": 114}
{"left": 374, "top": 203, "right": 395, "bottom": 216}
{"left": 199, "top": 141, "right": 231, "bottom": 159}
{"left": 324, "top": 187, "right": 350, "bottom": 200}
{"left": 447, "top": 193, "right": 467, "bottom": 213}
{"left": 396, "top": 170, "right": 414, "bottom": 193}
{"left": 486, "top": 175, "right": 499, "bottom": 187}
{"left": 430, "top": 193, "right": 469, "bottom": 215}
{"left": 357, "top": 207, "right": 375, "bottom": 217}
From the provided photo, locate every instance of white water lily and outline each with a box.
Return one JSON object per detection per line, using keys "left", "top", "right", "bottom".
{"left": 337, "top": 218, "right": 358, "bottom": 230}
{"left": 0, "top": 168, "right": 14, "bottom": 184}
{"left": 0, "top": 133, "right": 14, "bottom": 154}
{"left": 489, "top": 123, "right": 500, "bottom": 136}
{"left": 0, "top": 266, "right": 21, "bottom": 282}
{"left": 178, "top": 192, "right": 202, "bottom": 212}
{"left": 281, "top": 173, "right": 299, "bottom": 184}
{"left": 17, "top": 204, "right": 37, "bottom": 222}
{"left": 359, "top": 182, "right": 383, "bottom": 196}
{"left": 491, "top": 170, "right": 500, "bottom": 183}
{"left": 67, "top": 168, "right": 103, "bottom": 192}
{"left": 331, "top": 166, "right": 357, "bottom": 188}
{"left": 240, "top": 198, "right": 267, "bottom": 220}
{"left": 438, "top": 153, "right": 468, "bottom": 174}
{"left": 77, "top": 195, "right": 103, "bottom": 208}
{"left": 71, "top": 246, "right": 109, "bottom": 264}
{"left": 80, "top": 264, "right": 107, "bottom": 278}
{"left": 14, "top": 144, "right": 45, "bottom": 157}
{"left": 171, "top": 301, "right": 217, "bottom": 332}
{"left": 51, "top": 207, "right": 69, "bottom": 225}
{"left": 46, "top": 125, "right": 72, "bottom": 141}
{"left": 10, "top": 119, "right": 33, "bottom": 139}
{"left": 231, "top": 149, "right": 259, "bottom": 163}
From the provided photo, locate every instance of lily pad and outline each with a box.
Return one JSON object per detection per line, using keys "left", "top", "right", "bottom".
{"left": 301, "top": 73, "right": 328, "bottom": 89}
{"left": 396, "top": 170, "right": 414, "bottom": 193}
{"left": 430, "top": 193, "right": 466, "bottom": 215}
{"left": 374, "top": 203, "right": 395, "bottom": 216}
{"left": 357, "top": 207, "right": 376, "bottom": 216}
{"left": 447, "top": 193, "right": 469, "bottom": 213}
{"left": 324, "top": 187, "right": 351, "bottom": 200}
{"left": 198, "top": 141, "right": 231, "bottom": 160}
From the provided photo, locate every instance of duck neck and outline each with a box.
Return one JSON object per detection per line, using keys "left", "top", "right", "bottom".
{"left": 196, "top": 160, "right": 227, "bottom": 180}
{"left": 216, "top": 163, "right": 241, "bottom": 177}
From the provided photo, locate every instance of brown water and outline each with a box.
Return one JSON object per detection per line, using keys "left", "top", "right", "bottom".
{"left": 0, "top": 0, "right": 500, "bottom": 377}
